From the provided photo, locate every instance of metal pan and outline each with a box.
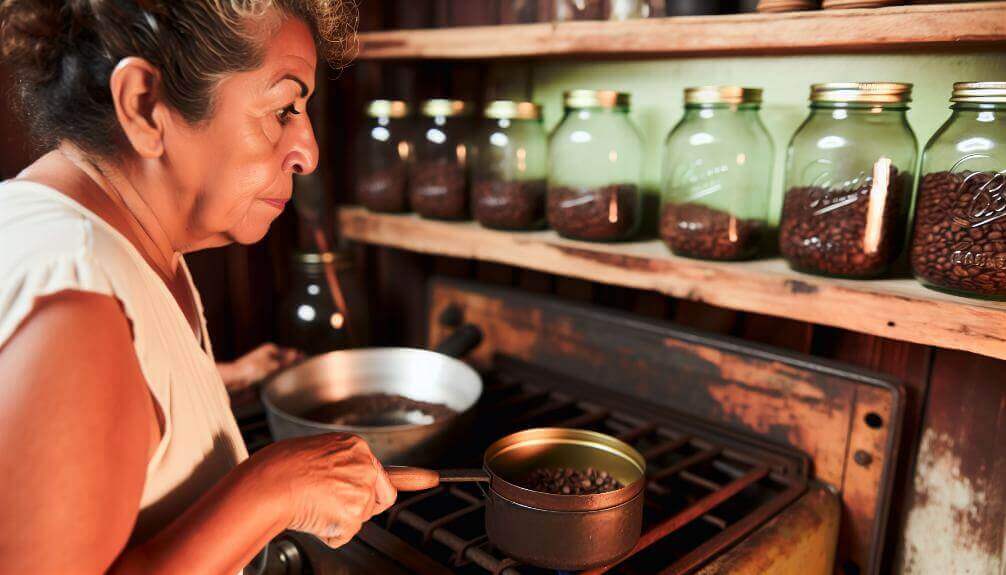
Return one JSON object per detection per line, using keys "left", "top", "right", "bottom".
{"left": 388, "top": 427, "right": 647, "bottom": 571}
{"left": 261, "top": 326, "right": 484, "bottom": 465}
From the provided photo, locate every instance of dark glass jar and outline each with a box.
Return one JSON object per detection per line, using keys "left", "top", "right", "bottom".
{"left": 277, "top": 252, "right": 349, "bottom": 355}
{"left": 779, "top": 82, "right": 917, "bottom": 278}
{"left": 910, "top": 82, "right": 1006, "bottom": 299}
{"left": 547, "top": 90, "right": 643, "bottom": 242}
{"left": 356, "top": 100, "right": 411, "bottom": 213}
{"left": 659, "top": 86, "right": 773, "bottom": 261}
{"left": 472, "top": 100, "right": 548, "bottom": 230}
{"left": 410, "top": 99, "right": 473, "bottom": 220}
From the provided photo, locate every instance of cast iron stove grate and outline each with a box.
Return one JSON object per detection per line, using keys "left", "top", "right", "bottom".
{"left": 239, "top": 355, "right": 808, "bottom": 575}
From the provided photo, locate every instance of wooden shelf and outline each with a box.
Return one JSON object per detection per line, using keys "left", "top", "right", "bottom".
{"left": 339, "top": 206, "right": 1006, "bottom": 360}
{"left": 356, "top": 2, "right": 1006, "bottom": 60}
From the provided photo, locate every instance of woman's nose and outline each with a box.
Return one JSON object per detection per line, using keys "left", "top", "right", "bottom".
{"left": 283, "top": 120, "right": 320, "bottom": 176}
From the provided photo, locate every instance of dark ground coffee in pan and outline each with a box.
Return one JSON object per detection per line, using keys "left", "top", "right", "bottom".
{"left": 522, "top": 467, "right": 623, "bottom": 495}
{"left": 301, "top": 393, "right": 457, "bottom": 427}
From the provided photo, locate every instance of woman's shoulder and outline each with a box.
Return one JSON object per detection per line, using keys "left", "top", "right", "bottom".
{"left": 0, "top": 178, "right": 133, "bottom": 273}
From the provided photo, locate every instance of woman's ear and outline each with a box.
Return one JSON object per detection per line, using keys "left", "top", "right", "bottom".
{"left": 108, "top": 57, "right": 168, "bottom": 159}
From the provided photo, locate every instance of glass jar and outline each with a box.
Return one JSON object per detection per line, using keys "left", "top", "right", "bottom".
{"left": 909, "top": 82, "right": 1006, "bottom": 299}
{"left": 659, "top": 86, "right": 773, "bottom": 261}
{"left": 356, "top": 100, "right": 411, "bottom": 213}
{"left": 472, "top": 100, "right": 548, "bottom": 230}
{"left": 547, "top": 90, "right": 643, "bottom": 241}
{"left": 410, "top": 99, "right": 472, "bottom": 220}
{"left": 277, "top": 252, "right": 349, "bottom": 355}
{"left": 779, "top": 82, "right": 917, "bottom": 278}
{"left": 554, "top": 0, "right": 605, "bottom": 20}
{"left": 608, "top": 0, "right": 651, "bottom": 19}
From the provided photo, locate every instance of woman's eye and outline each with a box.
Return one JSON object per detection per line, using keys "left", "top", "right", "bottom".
{"left": 277, "top": 104, "right": 301, "bottom": 126}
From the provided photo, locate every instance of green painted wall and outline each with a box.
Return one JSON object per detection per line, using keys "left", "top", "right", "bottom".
{"left": 494, "top": 52, "right": 1006, "bottom": 224}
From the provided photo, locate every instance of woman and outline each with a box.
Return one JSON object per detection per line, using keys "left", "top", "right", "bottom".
{"left": 0, "top": 1, "right": 397, "bottom": 573}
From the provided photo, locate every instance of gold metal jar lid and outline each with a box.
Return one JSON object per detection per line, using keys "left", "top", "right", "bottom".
{"left": 685, "top": 86, "right": 762, "bottom": 105}
{"left": 420, "top": 99, "right": 472, "bottom": 117}
{"left": 563, "top": 89, "right": 631, "bottom": 110}
{"left": 484, "top": 100, "right": 542, "bottom": 120}
{"left": 810, "top": 82, "right": 912, "bottom": 104}
{"left": 365, "top": 100, "right": 409, "bottom": 118}
{"left": 951, "top": 82, "right": 1006, "bottom": 104}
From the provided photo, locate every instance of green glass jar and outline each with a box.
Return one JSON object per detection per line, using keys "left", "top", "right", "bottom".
{"left": 659, "top": 86, "right": 773, "bottom": 261}
{"left": 547, "top": 90, "right": 643, "bottom": 242}
{"left": 356, "top": 100, "right": 412, "bottom": 213}
{"left": 779, "top": 82, "right": 918, "bottom": 278}
{"left": 472, "top": 100, "right": 548, "bottom": 230}
{"left": 910, "top": 82, "right": 1006, "bottom": 299}
{"left": 410, "top": 99, "right": 473, "bottom": 220}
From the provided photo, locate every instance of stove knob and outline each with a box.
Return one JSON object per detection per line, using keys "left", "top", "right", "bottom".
{"left": 272, "top": 539, "right": 305, "bottom": 575}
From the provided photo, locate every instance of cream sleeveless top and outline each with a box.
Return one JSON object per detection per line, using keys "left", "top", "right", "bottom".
{"left": 0, "top": 180, "right": 249, "bottom": 543}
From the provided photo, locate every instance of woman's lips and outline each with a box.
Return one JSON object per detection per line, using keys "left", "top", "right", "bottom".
{"left": 261, "top": 198, "right": 289, "bottom": 210}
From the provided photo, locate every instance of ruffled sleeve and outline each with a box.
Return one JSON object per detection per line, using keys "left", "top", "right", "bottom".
{"left": 0, "top": 223, "right": 115, "bottom": 348}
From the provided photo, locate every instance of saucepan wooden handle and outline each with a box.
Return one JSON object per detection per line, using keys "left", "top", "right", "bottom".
{"left": 386, "top": 466, "right": 442, "bottom": 491}
{"left": 386, "top": 467, "right": 490, "bottom": 492}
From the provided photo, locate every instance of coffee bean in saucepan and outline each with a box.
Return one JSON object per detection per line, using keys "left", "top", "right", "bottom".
{"left": 779, "top": 166, "right": 906, "bottom": 277}
{"left": 523, "top": 467, "right": 623, "bottom": 495}
{"left": 473, "top": 179, "right": 547, "bottom": 230}
{"left": 357, "top": 165, "right": 408, "bottom": 213}
{"left": 910, "top": 171, "right": 1006, "bottom": 297}
{"left": 547, "top": 184, "right": 639, "bottom": 241}
{"left": 660, "top": 202, "right": 766, "bottom": 261}
{"left": 410, "top": 162, "right": 468, "bottom": 220}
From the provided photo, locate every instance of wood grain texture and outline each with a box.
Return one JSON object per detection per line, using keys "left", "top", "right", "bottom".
{"left": 357, "top": 2, "right": 1006, "bottom": 60}
{"left": 340, "top": 208, "right": 1006, "bottom": 361}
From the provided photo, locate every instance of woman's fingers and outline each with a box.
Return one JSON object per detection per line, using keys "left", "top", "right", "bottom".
{"left": 372, "top": 459, "right": 398, "bottom": 516}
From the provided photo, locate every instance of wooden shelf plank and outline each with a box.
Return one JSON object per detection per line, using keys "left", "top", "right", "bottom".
{"left": 356, "top": 2, "right": 1006, "bottom": 60}
{"left": 339, "top": 206, "right": 1006, "bottom": 360}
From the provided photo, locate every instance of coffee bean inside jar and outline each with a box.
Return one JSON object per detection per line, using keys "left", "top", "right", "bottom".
{"left": 357, "top": 165, "right": 408, "bottom": 213}
{"left": 779, "top": 165, "right": 908, "bottom": 278}
{"left": 410, "top": 162, "right": 468, "bottom": 220}
{"left": 547, "top": 184, "right": 639, "bottom": 241}
{"left": 660, "top": 203, "right": 766, "bottom": 261}
{"left": 474, "top": 179, "right": 546, "bottom": 230}
{"left": 910, "top": 171, "right": 1006, "bottom": 297}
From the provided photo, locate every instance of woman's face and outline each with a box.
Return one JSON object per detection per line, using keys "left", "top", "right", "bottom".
{"left": 167, "top": 15, "right": 319, "bottom": 247}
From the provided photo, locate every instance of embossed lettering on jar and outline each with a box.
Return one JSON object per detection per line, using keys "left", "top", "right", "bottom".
{"left": 659, "top": 86, "right": 773, "bottom": 261}
{"left": 910, "top": 82, "right": 1006, "bottom": 299}
{"left": 779, "top": 82, "right": 918, "bottom": 278}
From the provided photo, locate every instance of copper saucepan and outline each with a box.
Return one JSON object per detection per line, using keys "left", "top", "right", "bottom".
{"left": 386, "top": 427, "right": 647, "bottom": 571}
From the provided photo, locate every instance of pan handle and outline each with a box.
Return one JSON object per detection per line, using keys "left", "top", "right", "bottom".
{"left": 433, "top": 324, "right": 483, "bottom": 358}
{"left": 387, "top": 466, "right": 489, "bottom": 492}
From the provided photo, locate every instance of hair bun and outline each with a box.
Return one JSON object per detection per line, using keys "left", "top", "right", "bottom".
{"left": 1, "top": 0, "right": 67, "bottom": 83}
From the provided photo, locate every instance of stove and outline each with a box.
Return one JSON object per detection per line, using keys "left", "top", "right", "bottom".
{"left": 239, "top": 356, "right": 808, "bottom": 575}
{"left": 239, "top": 277, "right": 899, "bottom": 574}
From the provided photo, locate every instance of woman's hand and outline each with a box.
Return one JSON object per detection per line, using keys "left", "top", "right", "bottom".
{"left": 218, "top": 343, "right": 302, "bottom": 392}
{"left": 249, "top": 433, "right": 398, "bottom": 548}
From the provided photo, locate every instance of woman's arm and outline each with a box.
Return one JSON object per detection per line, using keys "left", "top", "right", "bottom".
{"left": 0, "top": 292, "right": 396, "bottom": 575}
{"left": 217, "top": 343, "right": 301, "bottom": 393}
